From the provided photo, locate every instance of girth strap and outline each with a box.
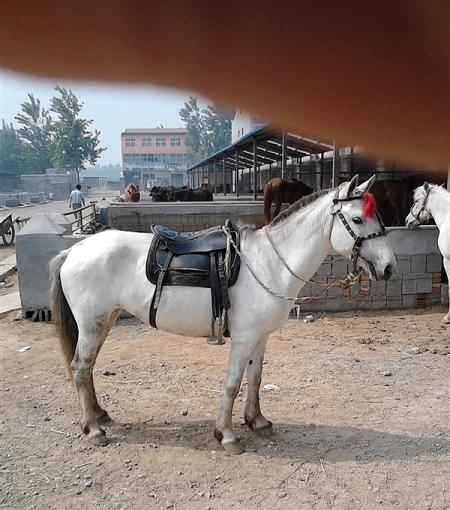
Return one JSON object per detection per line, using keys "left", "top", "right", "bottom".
{"left": 149, "top": 237, "right": 173, "bottom": 328}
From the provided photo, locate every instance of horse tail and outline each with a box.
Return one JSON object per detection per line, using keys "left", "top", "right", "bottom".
{"left": 263, "top": 183, "right": 273, "bottom": 224}
{"left": 49, "top": 249, "right": 78, "bottom": 377}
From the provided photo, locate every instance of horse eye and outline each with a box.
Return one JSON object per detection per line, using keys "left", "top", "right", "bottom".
{"left": 352, "top": 217, "right": 363, "bottom": 224}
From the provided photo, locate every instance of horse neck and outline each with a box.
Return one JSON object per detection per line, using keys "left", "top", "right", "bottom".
{"left": 427, "top": 187, "right": 450, "bottom": 229}
{"left": 260, "top": 192, "right": 334, "bottom": 293}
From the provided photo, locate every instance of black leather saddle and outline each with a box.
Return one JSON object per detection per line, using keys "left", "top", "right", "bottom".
{"left": 150, "top": 224, "right": 229, "bottom": 254}
{"left": 146, "top": 221, "right": 241, "bottom": 340}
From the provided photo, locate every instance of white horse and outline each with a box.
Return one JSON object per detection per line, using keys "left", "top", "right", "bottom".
{"left": 406, "top": 181, "right": 450, "bottom": 323}
{"left": 50, "top": 175, "right": 396, "bottom": 453}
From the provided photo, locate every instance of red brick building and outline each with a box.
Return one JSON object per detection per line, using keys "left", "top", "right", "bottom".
{"left": 121, "top": 128, "right": 189, "bottom": 188}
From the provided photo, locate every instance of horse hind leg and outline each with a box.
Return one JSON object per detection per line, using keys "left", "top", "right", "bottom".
{"left": 443, "top": 258, "right": 450, "bottom": 324}
{"left": 244, "top": 336, "right": 272, "bottom": 436}
{"left": 71, "top": 311, "right": 120, "bottom": 445}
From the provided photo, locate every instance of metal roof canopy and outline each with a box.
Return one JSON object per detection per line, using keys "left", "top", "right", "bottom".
{"left": 186, "top": 124, "right": 333, "bottom": 174}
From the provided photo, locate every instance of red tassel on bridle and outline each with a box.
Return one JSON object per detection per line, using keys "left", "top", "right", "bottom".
{"left": 362, "top": 192, "right": 377, "bottom": 218}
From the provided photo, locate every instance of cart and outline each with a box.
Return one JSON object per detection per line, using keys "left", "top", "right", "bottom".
{"left": 0, "top": 214, "right": 16, "bottom": 245}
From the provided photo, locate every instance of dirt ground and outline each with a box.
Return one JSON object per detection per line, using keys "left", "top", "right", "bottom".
{"left": 1, "top": 291, "right": 449, "bottom": 510}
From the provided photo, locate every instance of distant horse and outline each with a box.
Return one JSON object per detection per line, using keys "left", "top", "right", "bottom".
{"left": 149, "top": 185, "right": 174, "bottom": 201}
{"left": 264, "top": 177, "right": 314, "bottom": 224}
{"left": 125, "top": 183, "right": 140, "bottom": 202}
{"left": 406, "top": 182, "right": 450, "bottom": 323}
{"left": 168, "top": 187, "right": 213, "bottom": 202}
{"left": 50, "top": 175, "right": 395, "bottom": 452}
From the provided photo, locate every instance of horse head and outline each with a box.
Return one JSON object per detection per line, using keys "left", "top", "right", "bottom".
{"left": 405, "top": 182, "right": 434, "bottom": 229}
{"left": 329, "top": 174, "right": 396, "bottom": 281}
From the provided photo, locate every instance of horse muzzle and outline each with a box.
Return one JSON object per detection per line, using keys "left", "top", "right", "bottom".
{"left": 405, "top": 213, "right": 420, "bottom": 230}
{"left": 358, "top": 257, "right": 396, "bottom": 281}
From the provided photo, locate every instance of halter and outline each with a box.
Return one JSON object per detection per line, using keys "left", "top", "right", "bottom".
{"left": 409, "top": 186, "right": 431, "bottom": 223}
{"left": 331, "top": 193, "right": 386, "bottom": 275}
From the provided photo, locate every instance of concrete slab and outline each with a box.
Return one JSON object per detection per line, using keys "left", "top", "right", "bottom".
{"left": 0, "top": 291, "right": 21, "bottom": 318}
{"left": 0, "top": 254, "right": 17, "bottom": 280}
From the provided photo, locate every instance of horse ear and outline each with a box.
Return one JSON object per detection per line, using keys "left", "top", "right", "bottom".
{"left": 423, "top": 181, "right": 429, "bottom": 191}
{"left": 354, "top": 174, "right": 376, "bottom": 195}
{"left": 340, "top": 174, "right": 359, "bottom": 198}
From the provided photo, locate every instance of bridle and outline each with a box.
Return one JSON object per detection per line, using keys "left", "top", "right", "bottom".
{"left": 223, "top": 189, "right": 387, "bottom": 303}
{"left": 409, "top": 186, "right": 431, "bottom": 223}
{"left": 331, "top": 193, "right": 386, "bottom": 276}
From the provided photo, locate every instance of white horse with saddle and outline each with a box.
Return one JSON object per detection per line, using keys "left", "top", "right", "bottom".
{"left": 50, "top": 175, "right": 396, "bottom": 453}
{"left": 406, "top": 181, "right": 450, "bottom": 323}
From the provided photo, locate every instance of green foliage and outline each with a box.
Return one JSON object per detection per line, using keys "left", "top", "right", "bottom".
{"left": 179, "top": 97, "right": 233, "bottom": 165}
{"left": 0, "top": 120, "right": 26, "bottom": 174}
{"left": 50, "top": 86, "right": 105, "bottom": 182}
{"left": 15, "top": 94, "right": 53, "bottom": 173}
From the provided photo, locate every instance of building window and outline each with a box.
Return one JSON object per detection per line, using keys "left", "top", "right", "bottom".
{"left": 156, "top": 138, "right": 166, "bottom": 147}
{"left": 142, "top": 138, "right": 151, "bottom": 147}
{"left": 125, "top": 138, "right": 135, "bottom": 147}
{"left": 171, "top": 138, "right": 181, "bottom": 147}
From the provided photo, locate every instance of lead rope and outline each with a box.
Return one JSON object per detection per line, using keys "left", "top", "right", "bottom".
{"left": 222, "top": 226, "right": 360, "bottom": 303}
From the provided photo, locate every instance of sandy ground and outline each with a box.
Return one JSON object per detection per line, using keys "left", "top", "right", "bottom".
{"left": 0, "top": 292, "right": 449, "bottom": 510}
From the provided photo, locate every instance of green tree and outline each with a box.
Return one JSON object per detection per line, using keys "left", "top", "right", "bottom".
{"left": 179, "top": 97, "right": 232, "bottom": 165}
{"left": 15, "top": 93, "right": 54, "bottom": 173}
{"left": 50, "top": 86, "right": 105, "bottom": 183}
{"left": 0, "top": 120, "right": 26, "bottom": 174}
{"left": 179, "top": 96, "right": 205, "bottom": 164}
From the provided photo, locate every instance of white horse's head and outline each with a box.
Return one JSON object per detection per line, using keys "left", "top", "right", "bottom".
{"left": 405, "top": 182, "right": 433, "bottom": 229}
{"left": 329, "top": 174, "right": 396, "bottom": 281}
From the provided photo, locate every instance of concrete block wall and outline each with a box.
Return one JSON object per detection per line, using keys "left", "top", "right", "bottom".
{"left": 98, "top": 201, "right": 266, "bottom": 231}
{"left": 16, "top": 213, "right": 84, "bottom": 320}
{"left": 297, "top": 226, "right": 443, "bottom": 313}
{"left": 0, "top": 192, "right": 30, "bottom": 206}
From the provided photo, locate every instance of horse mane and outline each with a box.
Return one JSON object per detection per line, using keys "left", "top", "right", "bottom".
{"left": 269, "top": 188, "right": 331, "bottom": 226}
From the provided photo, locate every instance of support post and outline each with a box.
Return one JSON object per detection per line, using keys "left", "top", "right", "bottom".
{"left": 332, "top": 140, "right": 340, "bottom": 188}
{"left": 223, "top": 154, "right": 226, "bottom": 195}
{"left": 320, "top": 153, "right": 324, "bottom": 189}
{"left": 281, "top": 131, "right": 287, "bottom": 179}
{"left": 213, "top": 161, "right": 217, "bottom": 195}
{"left": 253, "top": 138, "right": 257, "bottom": 201}
{"left": 235, "top": 150, "right": 239, "bottom": 197}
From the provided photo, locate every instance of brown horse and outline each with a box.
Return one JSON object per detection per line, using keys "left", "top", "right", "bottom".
{"left": 125, "top": 183, "right": 140, "bottom": 202}
{"left": 264, "top": 177, "right": 314, "bottom": 224}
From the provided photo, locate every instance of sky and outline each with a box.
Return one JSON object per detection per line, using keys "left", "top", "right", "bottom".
{"left": 0, "top": 69, "right": 201, "bottom": 165}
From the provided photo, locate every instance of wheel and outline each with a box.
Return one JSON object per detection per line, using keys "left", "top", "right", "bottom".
{"left": 2, "top": 223, "right": 15, "bottom": 245}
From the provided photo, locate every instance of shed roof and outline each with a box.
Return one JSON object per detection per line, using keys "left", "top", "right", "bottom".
{"left": 187, "top": 124, "right": 333, "bottom": 172}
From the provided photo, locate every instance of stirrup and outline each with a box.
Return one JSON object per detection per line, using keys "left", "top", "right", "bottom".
{"left": 207, "top": 318, "right": 226, "bottom": 345}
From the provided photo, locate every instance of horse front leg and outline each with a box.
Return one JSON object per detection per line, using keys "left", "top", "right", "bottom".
{"left": 214, "top": 337, "right": 258, "bottom": 454}
{"left": 443, "top": 257, "right": 450, "bottom": 324}
{"left": 244, "top": 336, "right": 272, "bottom": 435}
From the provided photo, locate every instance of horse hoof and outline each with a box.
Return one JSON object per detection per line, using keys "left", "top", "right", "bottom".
{"left": 254, "top": 421, "right": 273, "bottom": 437}
{"left": 442, "top": 316, "right": 450, "bottom": 324}
{"left": 222, "top": 438, "right": 244, "bottom": 455}
{"left": 90, "top": 430, "right": 109, "bottom": 446}
{"left": 207, "top": 336, "right": 226, "bottom": 345}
